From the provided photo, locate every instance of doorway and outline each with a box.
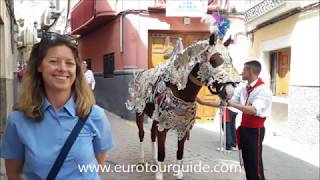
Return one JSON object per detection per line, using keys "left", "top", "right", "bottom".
{"left": 270, "top": 48, "right": 291, "bottom": 96}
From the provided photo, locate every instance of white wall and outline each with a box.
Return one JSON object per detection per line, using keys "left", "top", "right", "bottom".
{"left": 0, "top": 4, "right": 16, "bottom": 80}
{"left": 290, "top": 9, "right": 319, "bottom": 86}
{"left": 251, "top": 8, "right": 319, "bottom": 142}
{"left": 258, "top": 8, "right": 319, "bottom": 87}
{"left": 0, "top": 0, "right": 18, "bottom": 117}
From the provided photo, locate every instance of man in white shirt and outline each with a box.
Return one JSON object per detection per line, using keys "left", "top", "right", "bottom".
{"left": 227, "top": 60, "right": 272, "bottom": 180}
{"left": 82, "top": 60, "right": 96, "bottom": 90}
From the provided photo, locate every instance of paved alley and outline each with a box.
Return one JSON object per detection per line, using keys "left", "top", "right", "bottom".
{"left": 102, "top": 111, "right": 319, "bottom": 180}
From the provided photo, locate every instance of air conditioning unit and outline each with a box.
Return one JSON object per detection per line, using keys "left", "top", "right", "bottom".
{"left": 18, "top": 28, "right": 35, "bottom": 46}
{"left": 17, "top": 41, "right": 24, "bottom": 48}
{"left": 17, "top": 31, "right": 24, "bottom": 48}
{"left": 40, "top": 8, "right": 61, "bottom": 28}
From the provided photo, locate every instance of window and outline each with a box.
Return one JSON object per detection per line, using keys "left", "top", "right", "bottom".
{"left": 270, "top": 48, "right": 291, "bottom": 96}
{"left": 103, "top": 53, "right": 114, "bottom": 78}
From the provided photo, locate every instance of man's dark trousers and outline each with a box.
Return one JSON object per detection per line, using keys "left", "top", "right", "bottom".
{"left": 222, "top": 109, "right": 237, "bottom": 149}
{"left": 240, "top": 127, "right": 265, "bottom": 180}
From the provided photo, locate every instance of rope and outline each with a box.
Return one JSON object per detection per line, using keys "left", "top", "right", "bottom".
{"left": 188, "top": 74, "right": 203, "bottom": 87}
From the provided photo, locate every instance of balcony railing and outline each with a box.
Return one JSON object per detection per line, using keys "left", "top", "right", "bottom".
{"left": 244, "top": 0, "right": 285, "bottom": 22}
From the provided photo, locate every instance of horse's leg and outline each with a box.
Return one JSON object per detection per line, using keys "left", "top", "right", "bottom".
{"left": 136, "top": 112, "right": 145, "bottom": 141}
{"left": 136, "top": 112, "right": 145, "bottom": 163}
{"left": 151, "top": 120, "right": 158, "bottom": 162}
{"left": 155, "top": 128, "right": 168, "bottom": 180}
{"left": 174, "top": 133, "right": 188, "bottom": 180}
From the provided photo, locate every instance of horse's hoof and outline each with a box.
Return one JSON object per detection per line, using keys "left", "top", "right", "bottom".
{"left": 151, "top": 142, "right": 157, "bottom": 161}
{"left": 137, "top": 160, "right": 145, "bottom": 166}
{"left": 136, "top": 162, "right": 146, "bottom": 171}
{"left": 155, "top": 172, "right": 163, "bottom": 180}
{"left": 174, "top": 170, "right": 183, "bottom": 180}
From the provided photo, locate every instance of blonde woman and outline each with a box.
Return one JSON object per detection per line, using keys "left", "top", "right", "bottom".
{"left": 1, "top": 32, "right": 113, "bottom": 180}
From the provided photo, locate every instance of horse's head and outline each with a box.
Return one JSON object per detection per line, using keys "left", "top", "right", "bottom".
{"left": 197, "top": 33, "right": 240, "bottom": 101}
{"left": 194, "top": 13, "right": 241, "bottom": 100}
{"left": 206, "top": 33, "right": 224, "bottom": 68}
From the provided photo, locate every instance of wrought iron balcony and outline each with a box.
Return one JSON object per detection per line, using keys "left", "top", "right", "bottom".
{"left": 244, "top": 0, "right": 285, "bottom": 22}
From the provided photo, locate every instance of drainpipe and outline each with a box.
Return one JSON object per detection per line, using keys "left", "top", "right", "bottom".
{"left": 120, "top": 14, "right": 124, "bottom": 53}
{"left": 56, "top": 0, "right": 60, "bottom": 11}
{"left": 94, "top": 0, "right": 97, "bottom": 16}
{"left": 65, "top": 0, "right": 70, "bottom": 33}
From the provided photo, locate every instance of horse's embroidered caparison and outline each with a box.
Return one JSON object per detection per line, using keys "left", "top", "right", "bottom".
{"left": 125, "top": 37, "right": 239, "bottom": 139}
{"left": 153, "top": 89, "right": 196, "bottom": 140}
{"left": 127, "top": 13, "right": 243, "bottom": 180}
{"left": 126, "top": 13, "right": 241, "bottom": 140}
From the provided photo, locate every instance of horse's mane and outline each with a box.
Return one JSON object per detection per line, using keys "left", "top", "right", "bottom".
{"left": 165, "top": 38, "right": 241, "bottom": 90}
{"left": 164, "top": 39, "right": 209, "bottom": 90}
{"left": 127, "top": 17, "right": 244, "bottom": 114}
{"left": 126, "top": 39, "right": 209, "bottom": 112}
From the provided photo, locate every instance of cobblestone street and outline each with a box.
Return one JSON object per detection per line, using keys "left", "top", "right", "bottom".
{"left": 0, "top": 110, "right": 318, "bottom": 180}
{"left": 102, "top": 111, "right": 319, "bottom": 180}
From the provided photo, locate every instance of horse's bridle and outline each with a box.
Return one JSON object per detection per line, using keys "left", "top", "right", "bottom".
{"left": 189, "top": 71, "right": 238, "bottom": 101}
{"left": 208, "top": 81, "right": 238, "bottom": 100}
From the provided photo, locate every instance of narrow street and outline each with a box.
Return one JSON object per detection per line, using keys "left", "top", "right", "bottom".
{"left": 102, "top": 111, "right": 319, "bottom": 180}
{"left": 1, "top": 1, "right": 319, "bottom": 180}
{"left": 0, "top": 111, "right": 318, "bottom": 180}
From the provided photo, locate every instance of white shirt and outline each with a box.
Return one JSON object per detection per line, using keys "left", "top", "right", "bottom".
{"left": 227, "top": 82, "right": 245, "bottom": 113}
{"left": 231, "top": 79, "right": 272, "bottom": 118}
{"left": 84, "top": 70, "right": 96, "bottom": 90}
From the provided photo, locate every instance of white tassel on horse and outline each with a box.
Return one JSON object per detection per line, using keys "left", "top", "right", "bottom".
{"left": 139, "top": 142, "right": 145, "bottom": 164}
{"left": 218, "top": 106, "right": 230, "bottom": 154}
{"left": 155, "top": 161, "right": 164, "bottom": 180}
{"left": 152, "top": 141, "right": 157, "bottom": 162}
{"left": 173, "top": 160, "right": 183, "bottom": 180}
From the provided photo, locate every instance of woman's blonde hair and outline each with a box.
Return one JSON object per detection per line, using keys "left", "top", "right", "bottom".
{"left": 15, "top": 35, "right": 95, "bottom": 121}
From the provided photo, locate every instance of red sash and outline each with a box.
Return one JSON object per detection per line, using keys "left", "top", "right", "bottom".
{"left": 236, "top": 78, "right": 265, "bottom": 149}
{"left": 221, "top": 108, "right": 230, "bottom": 122}
{"left": 241, "top": 78, "right": 266, "bottom": 128}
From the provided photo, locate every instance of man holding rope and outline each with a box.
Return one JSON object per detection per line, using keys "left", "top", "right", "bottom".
{"left": 227, "top": 60, "right": 272, "bottom": 180}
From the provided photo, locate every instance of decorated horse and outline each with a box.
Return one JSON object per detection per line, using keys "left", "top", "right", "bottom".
{"left": 126, "top": 14, "right": 240, "bottom": 179}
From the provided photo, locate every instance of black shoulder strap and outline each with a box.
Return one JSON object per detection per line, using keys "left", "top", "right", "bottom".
{"left": 46, "top": 107, "right": 92, "bottom": 180}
